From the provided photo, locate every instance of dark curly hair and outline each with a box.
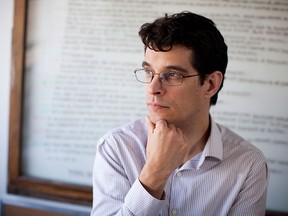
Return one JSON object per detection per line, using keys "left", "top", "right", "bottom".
{"left": 138, "top": 11, "right": 228, "bottom": 106}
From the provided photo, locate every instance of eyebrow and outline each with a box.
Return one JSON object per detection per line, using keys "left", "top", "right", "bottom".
{"left": 142, "top": 61, "right": 190, "bottom": 74}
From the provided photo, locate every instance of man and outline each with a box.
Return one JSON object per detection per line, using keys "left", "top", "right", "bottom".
{"left": 91, "top": 11, "right": 268, "bottom": 216}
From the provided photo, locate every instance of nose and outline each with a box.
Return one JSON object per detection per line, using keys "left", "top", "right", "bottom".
{"left": 146, "top": 73, "right": 165, "bottom": 95}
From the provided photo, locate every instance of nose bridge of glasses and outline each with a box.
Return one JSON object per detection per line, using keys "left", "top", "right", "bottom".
{"left": 149, "top": 73, "right": 169, "bottom": 91}
{"left": 151, "top": 72, "right": 166, "bottom": 82}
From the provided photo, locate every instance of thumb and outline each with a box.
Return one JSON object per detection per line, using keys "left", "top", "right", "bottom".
{"left": 145, "top": 116, "right": 155, "bottom": 135}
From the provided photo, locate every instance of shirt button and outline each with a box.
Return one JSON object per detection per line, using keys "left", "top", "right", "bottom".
{"left": 171, "top": 209, "right": 177, "bottom": 215}
{"left": 176, "top": 172, "right": 182, "bottom": 177}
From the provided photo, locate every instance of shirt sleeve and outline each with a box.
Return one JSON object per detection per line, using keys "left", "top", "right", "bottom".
{"left": 125, "top": 179, "right": 165, "bottom": 215}
{"left": 90, "top": 137, "right": 165, "bottom": 216}
{"left": 227, "top": 151, "right": 269, "bottom": 216}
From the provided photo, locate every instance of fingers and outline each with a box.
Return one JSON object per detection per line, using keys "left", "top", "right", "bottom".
{"left": 156, "top": 120, "right": 181, "bottom": 135}
{"left": 155, "top": 119, "right": 168, "bottom": 129}
{"left": 176, "top": 127, "right": 182, "bottom": 135}
{"left": 146, "top": 116, "right": 182, "bottom": 135}
{"left": 146, "top": 117, "right": 168, "bottom": 132}
{"left": 145, "top": 116, "right": 155, "bottom": 134}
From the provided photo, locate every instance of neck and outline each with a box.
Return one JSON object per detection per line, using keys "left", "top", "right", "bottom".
{"left": 182, "top": 114, "right": 211, "bottom": 161}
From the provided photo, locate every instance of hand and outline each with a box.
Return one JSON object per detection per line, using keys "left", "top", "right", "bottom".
{"left": 139, "top": 116, "right": 189, "bottom": 199}
{"left": 145, "top": 116, "right": 189, "bottom": 176}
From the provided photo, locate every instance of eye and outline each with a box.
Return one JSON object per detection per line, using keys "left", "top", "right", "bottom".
{"left": 165, "top": 72, "right": 182, "bottom": 79}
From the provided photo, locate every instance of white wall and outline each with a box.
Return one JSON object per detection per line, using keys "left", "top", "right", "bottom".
{"left": 0, "top": 0, "right": 90, "bottom": 215}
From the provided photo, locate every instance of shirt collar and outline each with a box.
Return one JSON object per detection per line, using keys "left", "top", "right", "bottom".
{"left": 197, "top": 116, "right": 223, "bottom": 169}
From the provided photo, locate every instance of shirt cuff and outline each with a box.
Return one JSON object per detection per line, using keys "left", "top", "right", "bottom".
{"left": 124, "top": 178, "right": 165, "bottom": 215}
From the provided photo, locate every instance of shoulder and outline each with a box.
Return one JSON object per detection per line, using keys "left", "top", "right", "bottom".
{"left": 94, "top": 118, "right": 147, "bottom": 182}
{"left": 104, "top": 117, "right": 147, "bottom": 140}
{"left": 217, "top": 123, "right": 267, "bottom": 164}
{"left": 97, "top": 117, "right": 147, "bottom": 152}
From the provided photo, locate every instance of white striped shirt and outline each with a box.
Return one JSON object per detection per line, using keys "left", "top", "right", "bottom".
{"left": 91, "top": 117, "right": 268, "bottom": 216}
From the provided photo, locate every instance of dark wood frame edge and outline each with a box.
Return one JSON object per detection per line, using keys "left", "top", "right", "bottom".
{"left": 7, "top": 0, "right": 92, "bottom": 206}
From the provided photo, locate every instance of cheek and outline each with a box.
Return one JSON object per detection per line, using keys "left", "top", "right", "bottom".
{"left": 178, "top": 87, "right": 203, "bottom": 109}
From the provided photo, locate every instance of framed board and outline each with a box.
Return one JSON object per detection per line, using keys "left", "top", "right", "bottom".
{"left": 8, "top": 0, "right": 288, "bottom": 214}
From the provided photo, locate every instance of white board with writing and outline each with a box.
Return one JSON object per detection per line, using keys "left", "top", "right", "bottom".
{"left": 22, "top": 0, "right": 288, "bottom": 213}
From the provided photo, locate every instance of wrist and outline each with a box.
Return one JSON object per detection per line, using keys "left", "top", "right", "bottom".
{"left": 139, "top": 164, "right": 169, "bottom": 199}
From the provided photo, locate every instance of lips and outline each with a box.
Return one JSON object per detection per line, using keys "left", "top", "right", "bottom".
{"left": 147, "top": 102, "right": 169, "bottom": 110}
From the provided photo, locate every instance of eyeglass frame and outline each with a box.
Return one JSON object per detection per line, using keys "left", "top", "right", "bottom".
{"left": 134, "top": 68, "right": 200, "bottom": 86}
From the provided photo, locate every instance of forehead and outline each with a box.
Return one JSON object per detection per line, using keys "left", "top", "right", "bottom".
{"left": 144, "top": 45, "right": 194, "bottom": 69}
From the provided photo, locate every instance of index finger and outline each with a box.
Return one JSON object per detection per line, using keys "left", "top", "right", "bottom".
{"left": 145, "top": 116, "right": 155, "bottom": 134}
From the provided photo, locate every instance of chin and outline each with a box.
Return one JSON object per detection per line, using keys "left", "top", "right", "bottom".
{"left": 148, "top": 114, "right": 162, "bottom": 124}
{"left": 149, "top": 114, "right": 172, "bottom": 124}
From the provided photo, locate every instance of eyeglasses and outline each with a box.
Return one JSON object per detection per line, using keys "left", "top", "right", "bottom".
{"left": 134, "top": 68, "right": 200, "bottom": 86}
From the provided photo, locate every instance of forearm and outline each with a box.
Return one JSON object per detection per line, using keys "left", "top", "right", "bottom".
{"left": 91, "top": 179, "right": 165, "bottom": 216}
{"left": 91, "top": 137, "right": 165, "bottom": 216}
{"left": 140, "top": 118, "right": 190, "bottom": 200}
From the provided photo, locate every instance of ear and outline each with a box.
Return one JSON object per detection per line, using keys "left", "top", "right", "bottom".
{"left": 204, "top": 71, "right": 223, "bottom": 98}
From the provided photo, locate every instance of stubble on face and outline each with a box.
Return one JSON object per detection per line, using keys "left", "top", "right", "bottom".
{"left": 144, "top": 45, "right": 205, "bottom": 128}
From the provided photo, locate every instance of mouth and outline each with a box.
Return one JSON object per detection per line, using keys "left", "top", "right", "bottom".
{"left": 147, "top": 102, "right": 169, "bottom": 111}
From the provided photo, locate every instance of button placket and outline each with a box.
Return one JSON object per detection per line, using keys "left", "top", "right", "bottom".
{"left": 169, "top": 171, "right": 183, "bottom": 215}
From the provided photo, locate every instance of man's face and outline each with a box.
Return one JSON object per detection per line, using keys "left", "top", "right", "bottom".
{"left": 144, "top": 45, "right": 210, "bottom": 128}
